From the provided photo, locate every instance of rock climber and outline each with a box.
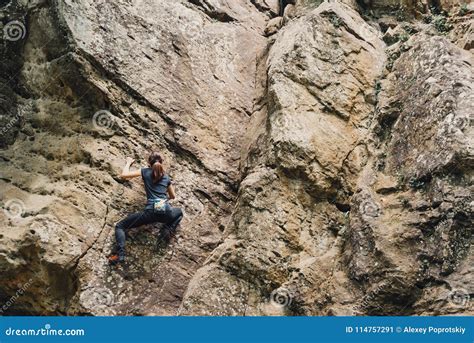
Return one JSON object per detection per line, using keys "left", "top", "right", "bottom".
{"left": 108, "top": 152, "right": 183, "bottom": 265}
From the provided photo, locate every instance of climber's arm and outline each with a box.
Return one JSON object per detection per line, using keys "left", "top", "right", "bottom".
{"left": 167, "top": 185, "right": 176, "bottom": 200}
{"left": 119, "top": 157, "right": 141, "bottom": 180}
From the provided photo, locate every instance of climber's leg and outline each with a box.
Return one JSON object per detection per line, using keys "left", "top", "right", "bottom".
{"left": 167, "top": 207, "right": 183, "bottom": 232}
{"left": 113, "top": 210, "right": 156, "bottom": 262}
{"left": 159, "top": 207, "right": 183, "bottom": 242}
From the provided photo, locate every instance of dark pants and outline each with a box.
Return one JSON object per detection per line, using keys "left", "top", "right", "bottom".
{"left": 115, "top": 206, "right": 183, "bottom": 258}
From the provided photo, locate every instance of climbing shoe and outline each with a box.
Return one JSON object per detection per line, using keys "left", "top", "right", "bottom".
{"left": 108, "top": 254, "right": 125, "bottom": 265}
{"left": 156, "top": 227, "right": 175, "bottom": 250}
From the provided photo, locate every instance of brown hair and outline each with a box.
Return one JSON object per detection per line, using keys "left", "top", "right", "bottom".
{"left": 148, "top": 152, "right": 164, "bottom": 183}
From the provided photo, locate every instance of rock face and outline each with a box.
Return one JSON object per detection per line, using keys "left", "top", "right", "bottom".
{"left": 0, "top": 0, "right": 472, "bottom": 316}
{"left": 180, "top": 1, "right": 473, "bottom": 315}
{"left": 0, "top": 0, "right": 267, "bottom": 315}
{"left": 180, "top": 0, "right": 387, "bottom": 315}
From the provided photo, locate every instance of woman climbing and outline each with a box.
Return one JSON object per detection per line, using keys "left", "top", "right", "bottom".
{"left": 108, "top": 152, "right": 183, "bottom": 265}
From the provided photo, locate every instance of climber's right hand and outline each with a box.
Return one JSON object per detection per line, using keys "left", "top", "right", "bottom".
{"left": 119, "top": 157, "right": 141, "bottom": 180}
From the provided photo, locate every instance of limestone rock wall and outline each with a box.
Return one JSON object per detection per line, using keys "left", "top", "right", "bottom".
{"left": 180, "top": 1, "right": 473, "bottom": 315}
{"left": 0, "top": 0, "right": 268, "bottom": 315}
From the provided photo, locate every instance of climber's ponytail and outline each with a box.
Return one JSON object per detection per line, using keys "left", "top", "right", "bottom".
{"left": 151, "top": 161, "right": 164, "bottom": 183}
{"left": 148, "top": 151, "right": 165, "bottom": 184}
